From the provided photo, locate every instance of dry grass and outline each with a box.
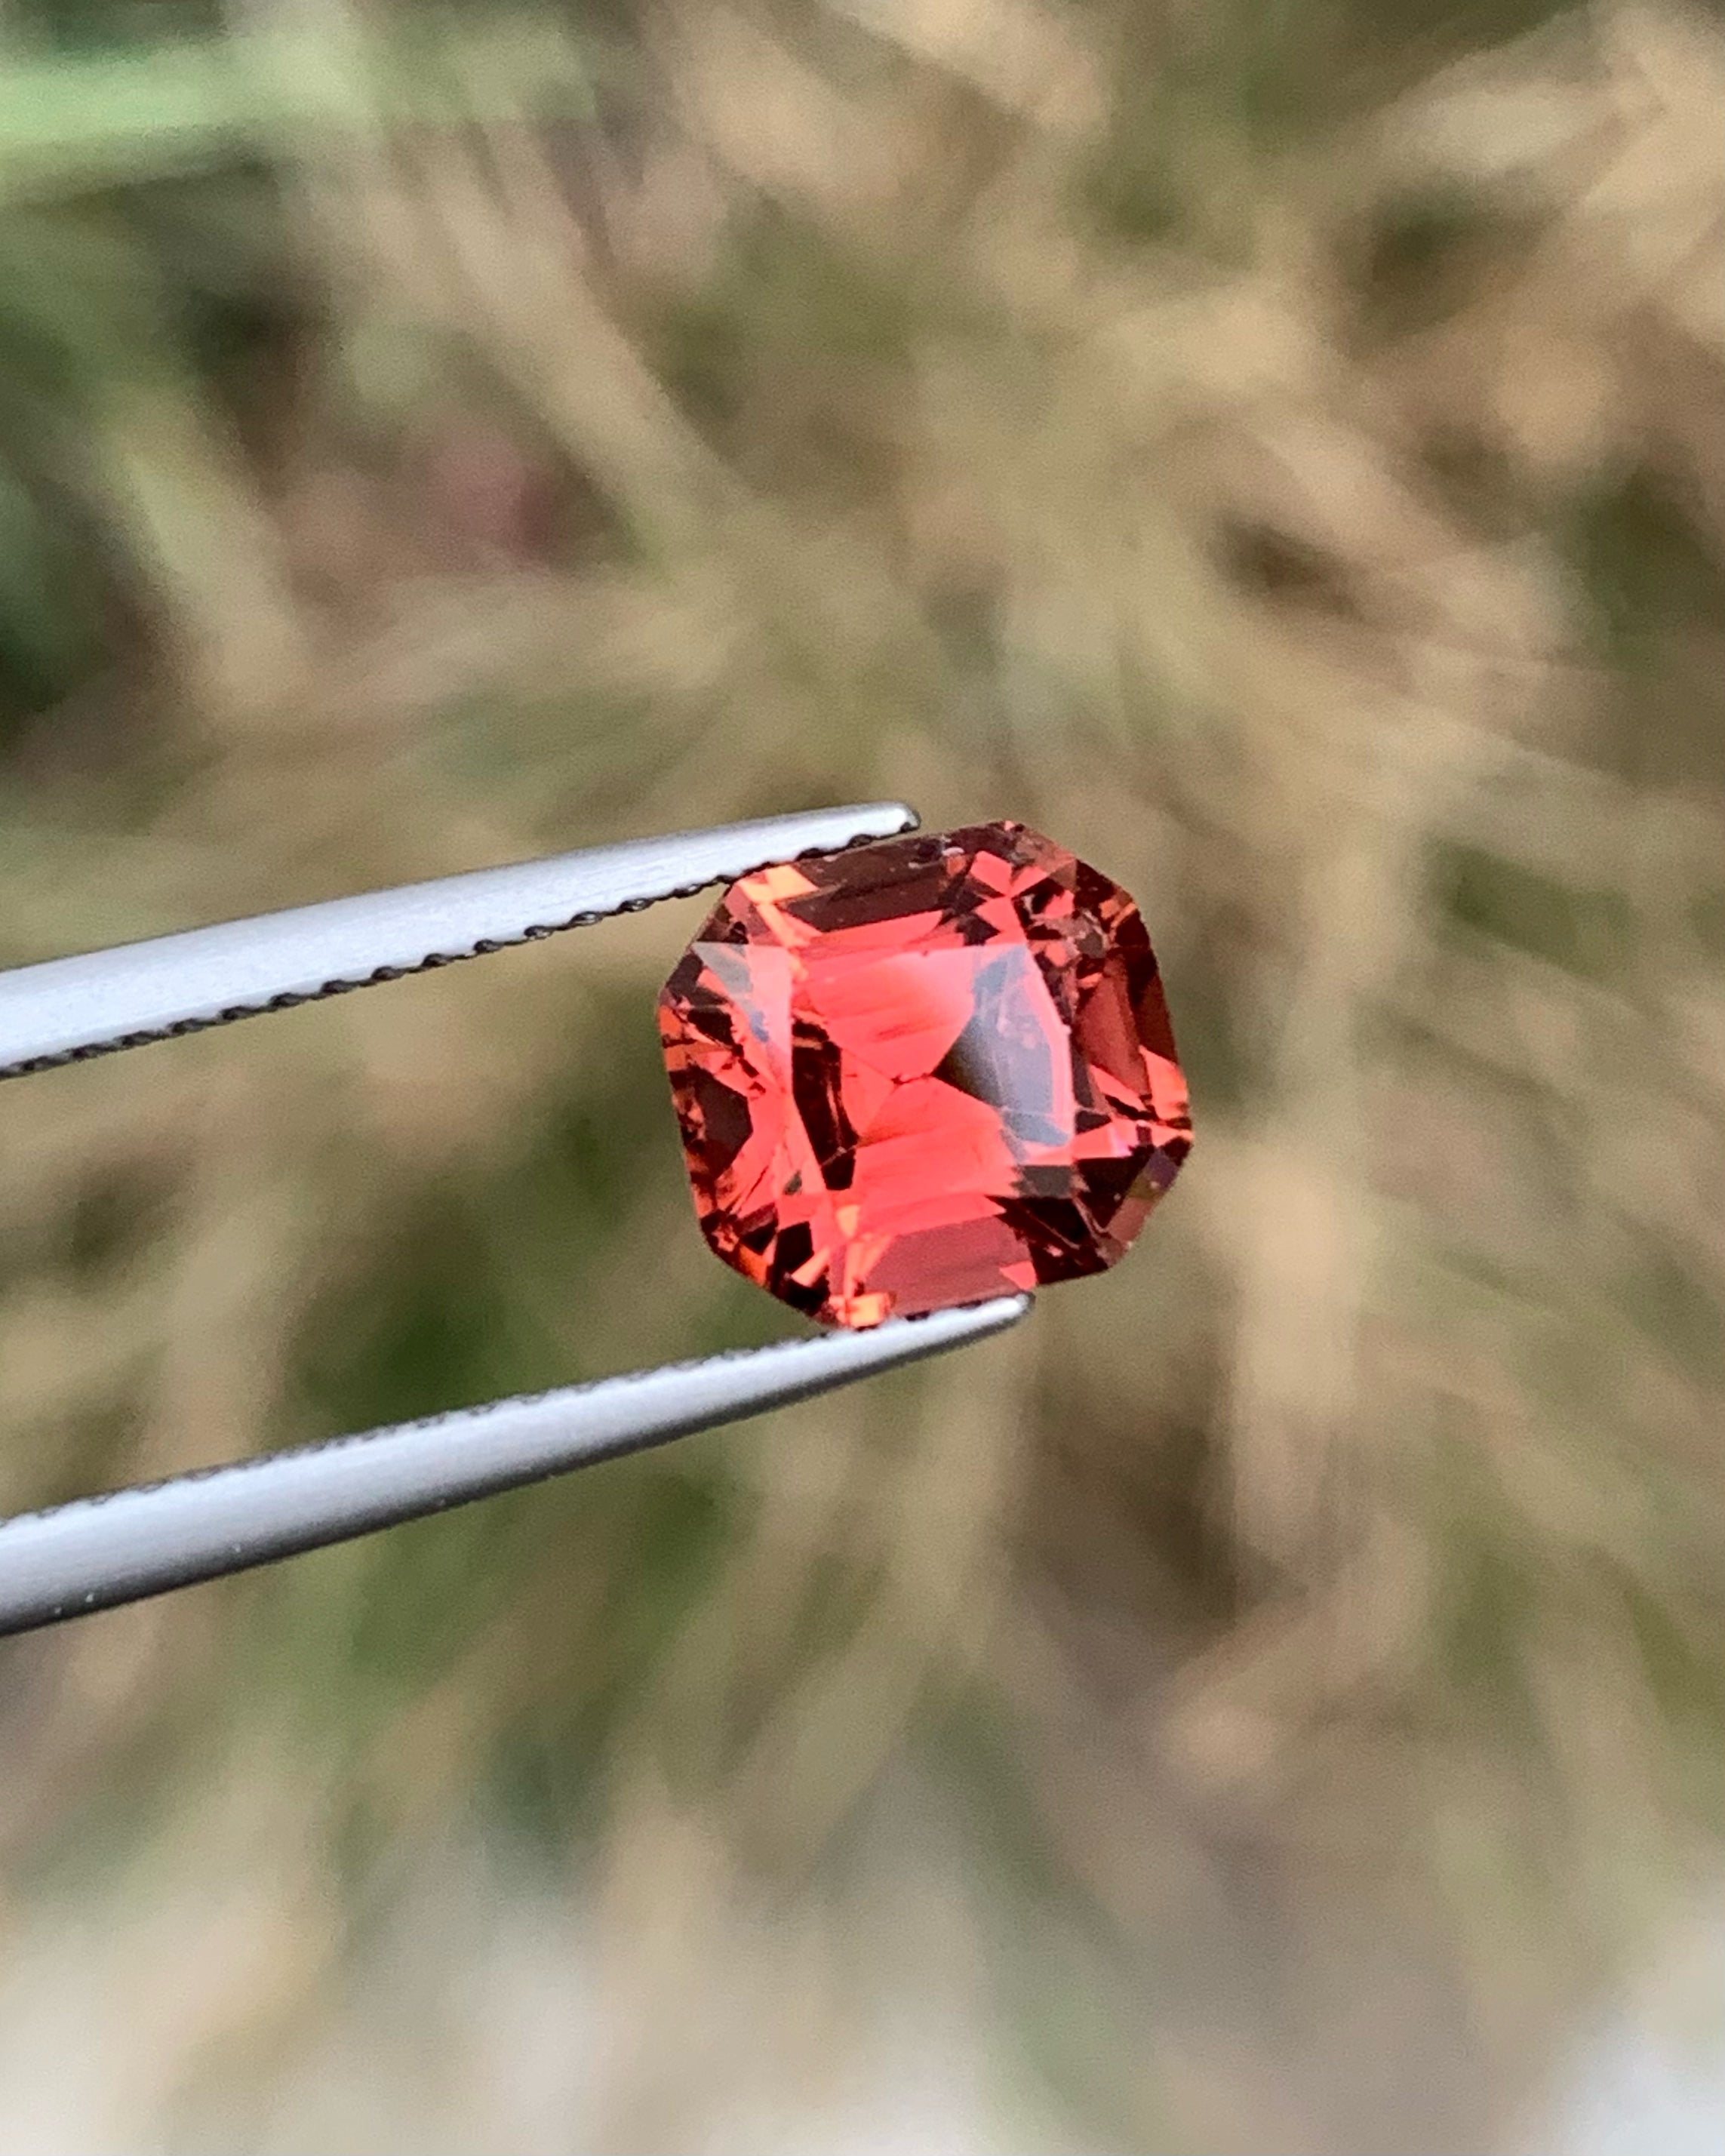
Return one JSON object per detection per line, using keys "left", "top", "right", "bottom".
{"left": 3, "top": 1, "right": 1725, "bottom": 2148}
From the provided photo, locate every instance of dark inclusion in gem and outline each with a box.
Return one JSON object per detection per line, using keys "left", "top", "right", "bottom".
{"left": 657, "top": 821, "right": 1192, "bottom": 1327}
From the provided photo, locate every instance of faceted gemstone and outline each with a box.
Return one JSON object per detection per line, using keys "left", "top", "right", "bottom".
{"left": 657, "top": 821, "right": 1192, "bottom": 1327}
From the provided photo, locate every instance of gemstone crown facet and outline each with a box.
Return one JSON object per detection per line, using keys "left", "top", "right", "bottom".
{"left": 657, "top": 820, "right": 1191, "bottom": 1327}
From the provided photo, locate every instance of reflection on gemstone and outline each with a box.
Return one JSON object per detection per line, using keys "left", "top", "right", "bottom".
{"left": 658, "top": 820, "right": 1192, "bottom": 1327}
{"left": 933, "top": 945, "right": 1070, "bottom": 1149}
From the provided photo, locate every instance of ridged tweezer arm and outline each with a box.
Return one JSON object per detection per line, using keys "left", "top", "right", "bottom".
{"left": 0, "top": 804, "right": 915, "bottom": 1078}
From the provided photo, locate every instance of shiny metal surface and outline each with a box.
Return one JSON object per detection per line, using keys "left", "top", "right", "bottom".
{"left": 0, "top": 1297, "right": 1029, "bottom": 1636}
{"left": 0, "top": 801, "right": 916, "bottom": 1078}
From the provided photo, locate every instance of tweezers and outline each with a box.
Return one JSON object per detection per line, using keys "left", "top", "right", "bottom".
{"left": 0, "top": 804, "right": 1029, "bottom": 1638}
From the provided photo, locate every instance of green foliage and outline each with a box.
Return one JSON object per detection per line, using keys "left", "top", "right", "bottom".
{"left": 1438, "top": 845, "right": 1637, "bottom": 978}
{"left": 1569, "top": 467, "right": 1725, "bottom": 664}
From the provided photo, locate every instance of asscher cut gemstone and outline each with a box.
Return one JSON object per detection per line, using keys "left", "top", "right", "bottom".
{"left": 657, "top": 821, "right": 1192, "bottom": 1327}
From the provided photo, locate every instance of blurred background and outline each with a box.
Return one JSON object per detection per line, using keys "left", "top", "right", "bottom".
{"left": 2, "top": 0, "right": 1724, "bottom": 2148}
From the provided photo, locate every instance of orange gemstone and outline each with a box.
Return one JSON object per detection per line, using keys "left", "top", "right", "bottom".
{"left": 657, "top": 822, "right": 1192, "bottom": 1327}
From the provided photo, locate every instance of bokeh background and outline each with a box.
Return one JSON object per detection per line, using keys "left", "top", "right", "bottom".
{"left": 2, "top": 1, "right": 1725, "bottom": 2149}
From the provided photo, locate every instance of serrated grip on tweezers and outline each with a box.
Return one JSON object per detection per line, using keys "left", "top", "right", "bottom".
{"left": 0, "top": 802, "right": 916, "bottom": 1080}
{"left": 0, "top": 1296, "right": 1029, "bottom": 1636}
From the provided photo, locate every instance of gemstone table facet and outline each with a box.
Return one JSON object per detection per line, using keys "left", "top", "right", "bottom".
{"left": 657, "top": 822, "right": 1192, "bottom": 1327}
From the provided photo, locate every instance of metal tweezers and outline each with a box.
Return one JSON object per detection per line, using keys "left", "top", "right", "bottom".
{"left": 0, "top": 804, "right": 1028, "bottom": 1639}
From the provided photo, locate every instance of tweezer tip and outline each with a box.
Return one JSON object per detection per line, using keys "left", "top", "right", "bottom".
{"left": 916, "top": 1290, "right": 1030, "bottom": 1326}
{"left": 808, "top": 801, "right": 919, "bottom": 852}
{"left": 854, "top": 1292, "right": 1032, "bottom": 1346}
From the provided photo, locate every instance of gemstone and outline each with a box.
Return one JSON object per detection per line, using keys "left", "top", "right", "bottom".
{"left": 657, "top": 821, "right": 1192, "bottom": 1327}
